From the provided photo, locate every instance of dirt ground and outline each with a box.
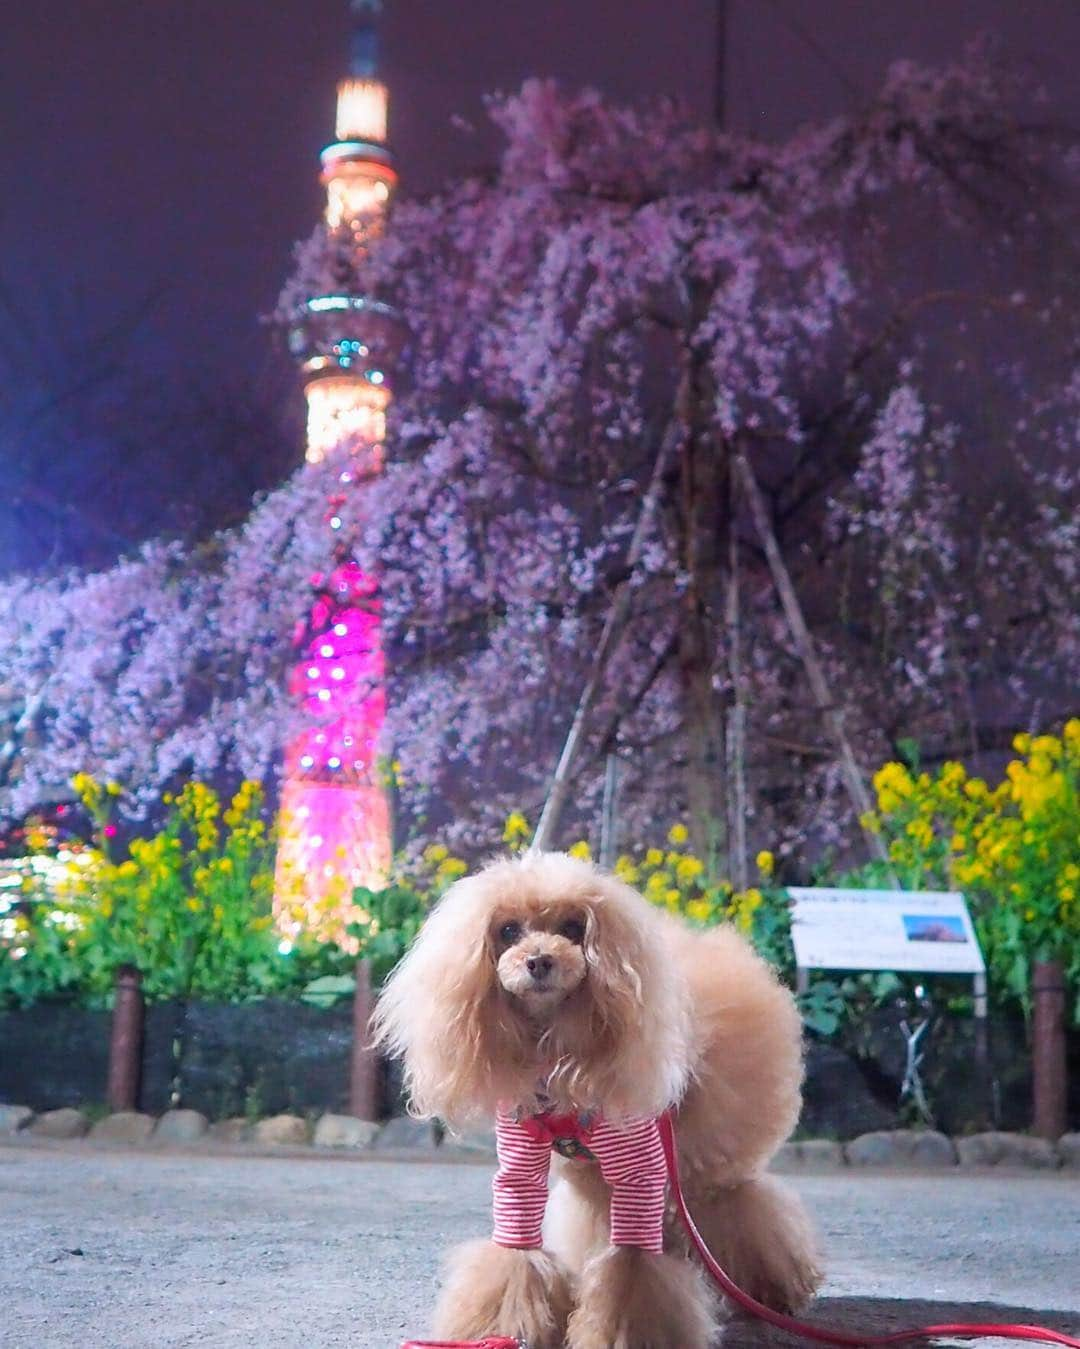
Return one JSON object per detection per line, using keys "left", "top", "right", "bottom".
{"left": 2, "top": 1138, "right": 1078, "bottom": 1348}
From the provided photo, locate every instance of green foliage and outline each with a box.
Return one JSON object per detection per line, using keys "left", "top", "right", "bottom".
{"left": 347, "top": 883, "right": 429, "bottom": 986}
{"left": 300, "top": 974, "right": 358, "bottom": 1009}
{"left": 796, "top": 978, "right": 849, "bottom": 1038}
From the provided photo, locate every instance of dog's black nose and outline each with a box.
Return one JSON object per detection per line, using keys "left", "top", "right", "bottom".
{"left": 526, "top": 954, "right": 554, "bottom": 980}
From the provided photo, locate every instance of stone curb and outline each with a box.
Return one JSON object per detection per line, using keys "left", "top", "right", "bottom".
{"left": 1, "top": 1104, "right": 1077, "bottom": 1170}
{"left": 0, "top": 1104, "right": 35, "bottom": 1135}
{"left": 846, "top": 1129, "right": 958, "bottom": 1168}
{"left": 90, "top": 1111, "right": 156, "bottom": 1144}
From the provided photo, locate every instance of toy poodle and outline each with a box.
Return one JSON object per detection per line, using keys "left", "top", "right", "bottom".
{"left": 373, "top": 850, "right": 821, "bottom": 1348}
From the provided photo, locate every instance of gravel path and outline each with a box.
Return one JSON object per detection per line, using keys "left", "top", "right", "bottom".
{"left": 2, "top": 1139, "right": 1078, "bottom": 1348}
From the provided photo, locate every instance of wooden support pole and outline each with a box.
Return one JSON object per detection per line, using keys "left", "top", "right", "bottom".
{"left": 599, "top": 752, "right": 619, "bottom": 868}
{"left": 350, "top": 958, "right": 379, "bottom": 1121}
{"left": 106, "top": 965, "right": 144, "bottom": 1113}
{"left": 734, "top": 450, "right": 893, "bottom": 870}
{"left": 1032, "top": 958, "right": 1067, "bottom": 1140}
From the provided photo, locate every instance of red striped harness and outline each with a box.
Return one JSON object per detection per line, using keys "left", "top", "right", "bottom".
{"left": 492, "top": 1108, "right": 668, "bottom": 1253}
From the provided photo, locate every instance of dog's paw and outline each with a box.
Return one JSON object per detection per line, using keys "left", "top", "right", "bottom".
{"left": 432, "top": 1239, "right": 572, "bottom": 1349}
{"left": 566, "top": 1245, "right": 719, "bottom": 1349}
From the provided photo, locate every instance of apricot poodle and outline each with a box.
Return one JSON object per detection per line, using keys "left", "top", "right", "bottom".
{"left": 373, "top": 850, "right": 821, "bottom": 1348}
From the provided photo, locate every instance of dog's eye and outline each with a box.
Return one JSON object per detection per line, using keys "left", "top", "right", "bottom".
{"left": 498, "top": 921, "right": 523, "bottom": 945}
{"left": 558, "top": 918, "right": 586, "bottom": 944}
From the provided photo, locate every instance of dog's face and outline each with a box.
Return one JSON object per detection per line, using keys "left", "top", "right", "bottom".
{"left": 490, "top": 905, "right": 589, "bottom": 1018}
{"left": 373, "top": 852, "right": 691, "bottom": 1124}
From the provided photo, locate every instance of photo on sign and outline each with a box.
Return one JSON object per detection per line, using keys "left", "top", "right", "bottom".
{"left": 902, "top": 914, "right": 968, "bottom": 944}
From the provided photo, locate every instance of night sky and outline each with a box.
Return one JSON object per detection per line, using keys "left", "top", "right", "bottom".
{"left": 3, "top": 1, "right": 1078, "bottom": 493}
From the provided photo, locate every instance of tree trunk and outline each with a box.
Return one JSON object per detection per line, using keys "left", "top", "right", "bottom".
{"left": 725, "top": 509, "right": 749, "bottom": 892}
{"left": 679, "top": 612, "right": 726, "bottom": 865}
{"left": 1032, "top": 958, "right": 1067, "bottom": 1140}
{"left": 675, "top": 382, "right": 727, "bottom": 866}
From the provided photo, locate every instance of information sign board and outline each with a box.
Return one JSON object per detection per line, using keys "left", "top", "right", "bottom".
{"left": 787, "top": 887, "right": 985, "bottom": 976}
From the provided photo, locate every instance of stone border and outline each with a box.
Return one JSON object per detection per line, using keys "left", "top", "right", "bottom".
{"left": 778, "top": 1128, "right": 1080, "bottom": 1170}
{"left": 0, "top": 1105, "right": 1077, "bottom": 1170}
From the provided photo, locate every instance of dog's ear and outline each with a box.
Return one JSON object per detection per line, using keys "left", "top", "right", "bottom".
{"left": 370, "top": 872, "right": 532, "bottom": 1126}
{"left": 560, "top": 878, "right": 692, "bottom": 1118}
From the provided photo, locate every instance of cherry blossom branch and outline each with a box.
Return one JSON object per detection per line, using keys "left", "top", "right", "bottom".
{"left": 531, "top": 407, "right": 686, "bottom": 852}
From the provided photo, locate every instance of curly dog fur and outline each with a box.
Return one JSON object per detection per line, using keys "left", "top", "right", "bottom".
{"left": 373, "top": 850, "right": 822, "bottom": 1347}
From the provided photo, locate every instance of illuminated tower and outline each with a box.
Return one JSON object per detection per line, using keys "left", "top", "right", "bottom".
{"left": 274, "top": 0, "right": 401, "bottom": 939}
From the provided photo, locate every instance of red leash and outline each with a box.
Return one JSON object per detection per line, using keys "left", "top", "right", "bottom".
{"left": 402, "top": 1113, "right": 1080, "bottom": 1349}
{"left": 401, "top": 1342, "right": 521, "bottom": 1348}
{"left": 658, "top": 1113, "right": 1080, "bottom": 1348}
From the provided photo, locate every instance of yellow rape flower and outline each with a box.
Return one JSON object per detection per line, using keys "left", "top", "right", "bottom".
{"left": 614, "top": 856, "right": 640, "bottom": 884}
{"left": 568, "top": 840, "right": 592, "bottom": 861}
{"left": 502, "top": 812, "right": 530, "bottom": 844}
{"left": 667, "top": 823, "right": 689, "bottom": 845}
{"left": 905, "top": 818, "right": 934, "bottom": 850}
{"left": 755, "top": 850, "right": 775, "bottom": 878}
{"left": 872, "top": 761, "right": 913, "bottom": 812}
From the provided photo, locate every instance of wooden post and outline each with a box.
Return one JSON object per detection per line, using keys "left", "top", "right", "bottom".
{"left": 599, "top": 753, "right": 619, "bottom": 868}
{"left": 350, "top": 958, "right": 379, "bottom": 1121}
{"left": 1032, "top": 958, "right": 1067, "bottom": 1140}
{"left": 106, "top": 965, "right": 144, "bottom": 1113}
